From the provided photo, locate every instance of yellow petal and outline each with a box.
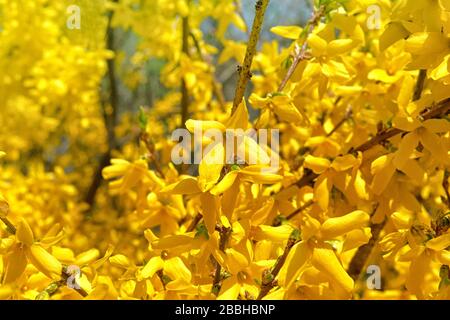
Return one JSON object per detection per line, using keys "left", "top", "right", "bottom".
{"left": 225, "top": 98, "right": 249, "bottom": 130}
{"left": 429, "top": 54, "right": 450, "bottom": 80}
{"left": 26, "top": 244, "right": 62, "bottom": 280}
{"left": 342, "top": 228, "right": 372, "bottom": 252}
{"left": 398, "top": 159, "right": 426, "bottom": 184}
{"left": 185, "top": 119, "right": 226, "bottom": 133}
{"left": 271, "top": 97, "right": 303, "bottom": 124}
{"left": 392, "top": 116, "right": 421, "bottom": 131}
{"left": 3, "top": 246, "right": 27, "bottom": 284}
{"left": 405, "top": 252, "right": 432, "bottom": 299}
{"left": 221, "top": 176, "right": 240, "bottom": 219}
{"left": 314, "top": 173, "right": 332, "bottom": 210}
{"left": 237, "top": 135, "right": 271, "bottom": 165}
{"left": 426, "top": 233, "right": 450, "bottom": 251}
{"left": 0, "top": 194, "right": 9, "bottom": 217}
{"left": 371, "top": 155, "right": 396, "bottom": 195}
{"left": 393, "top": 133, "right": 418, "bottom": 169}
{"left": 311, "top": 247, "right": 354, "bottom": 293}
{"left": 327, "top": 39, "right": 355, "bottom": 56}
{"left": 436, "top": 250, "right": 450, "bottom": 264}
{"left": 304, "top": 155, "right": 331, "bottom": 174}
{"left": 200, "top": 192, "right": 219, "bottom": 235}
{"left": 152, "top": 234, "right": 193, "bottom": 249}
{"left": 16, "top": 220, "right": 34, "bottom": 246}
{"left": 423, "top": 119, "right": 450, "bottom": 133}
{"left": 353, "top": 170, "right": 369, "bottom": 200}
{"left": 101, "top": 159, "right": 130, "bottom": 180}
{"left": 397, "top": 74, "right": 415, "bottom": 108}
{"left": 225, "top": 248, "right": 248, "bottom": 274}
{"left": 406, "top": 32, "right": 448, "bottom": 55}
{"left": 320, "top": 210, "right": 370, "bottom": 239}
{"left": 217, "top": 276, "right": 241, "bottom": 300}
{"left": 75, "top": 249, "right": 100, "bottom": 266}
{"left": 331, "top": 154, "right": 358, "bottom": 172}
{"left": 198, "top": 142, "right": 225, "bottom": 192}
{"left": 160, "top": 177, "right": 201, "bottom": 195}
{"left": 308, "top": 34, "right": 328, "bottom": 55}
{"left": 270, "top": 25, "right": 302, "bottom": 39}
{"left": 140, "top": 256, "right": 164, "bottom": 279}
{"left": 379, "top": 22, "right": 410, "bottom": 51}
{"left": 279, "top": 241, "right": 311, "bottom": 288}
{"left": 0, "top": 285, "right": 14, "bottom": 299}
{"left": 239, "top": 166, "right": 283, "bottom": 184}
{"left": 164, "top": 257, "right": 192, "bottom": 283}
{"left": 419, "top": 128, "right": 449, "bottom": 164}
{"left": 251, "top": 225, "right": 294, "bottom": 242}
{"left": 91, "top": 245, "right": 115, "bottom": 270}
{"left": 109, "top": 254, "right": 131, "bottom": 269}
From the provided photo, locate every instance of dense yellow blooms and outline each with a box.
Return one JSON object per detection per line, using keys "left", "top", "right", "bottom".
{"left": 0, "top": 0, "right": 449, "bottom": 300}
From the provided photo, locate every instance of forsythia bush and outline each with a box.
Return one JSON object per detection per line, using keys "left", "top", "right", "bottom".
{"left": 0, "top": 0, "right": 449, "bottom": 300}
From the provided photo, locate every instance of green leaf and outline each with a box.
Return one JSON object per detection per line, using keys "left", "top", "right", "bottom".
{"left": 138, "top": 107, "right": 148, "bottom": 131}
{"left": 195, "top": 223, "right": 210, "bottom": 240}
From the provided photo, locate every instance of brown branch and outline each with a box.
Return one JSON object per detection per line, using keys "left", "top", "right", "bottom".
{"left": 272, "top": 200, "right": 314, "bottom": 226}
{"left": 212, "top": 225, "right": 231, "bottom": 296}
{"left": 231, "top": 0, "right": 270, "bottom": 115}
{"left": 180, "top": 0, "right": 192, "bottom": 127}
{"left": 286, "top": 200, "right": 314, "bottom": 221}
{"left": 257, "top": 230, "right": 300, "bottom": 300}
{"left": 442, "top": 170, "right": 450, "bottom": 209}
{"left": 0, "top": 216, "right": 16, "bottom": 234}
{"left": 140, "top": 132, "right": 165, "bottom": 179}
{"left": 327, "top": 106, "right": 353, "bottom": 137}
{"left": 277, "top": 6, "right": 325, "bottom": 92}
{"left": 186, "top": 213, "right": 203, "bottom": 233}
{"left": 413, "top": 69, "right": 427, "bottom": 101}
{"left": 84, "top": 1, "right": 119, "bottom": 210}
{"left": 180, "top": 4, "right": 191, "bottom": 128}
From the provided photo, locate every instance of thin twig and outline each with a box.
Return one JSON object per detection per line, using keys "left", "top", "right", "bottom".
{"left": 140, "top": 132, "right": 165, "bottom": 179}
{"left": 0, "top": 216, "right": 16, "bottom": 234}
{"left": 277, "top": 5, "right": 325, "bottom": 92}
{"left": 413, "top": 69, "right": 427, "bottom": 101}
{"left": 327, "top": 106, "right": 353, "bottom": 137}
{"left": 180, "top": 2, "right": 191, "bottom": 127}
{"left": 257, "top": 231, "right": 300, "bottom": 300}
{"left": 212, "top": 225, "right": 231, "bottom": 295}
{"left": 84, "top": 1, "right": 119, "bottom": 210}
{"left": 231, "top": 0, "right": 270, "bottom": 115}
{"left": 186, "top": 213, "right": 202, "bottom": 232}
{"left": 442, "top": 170, "right": 450, "bottom": 209}
{"left": 286, "top": 200, "right": 314, "bottom": 221}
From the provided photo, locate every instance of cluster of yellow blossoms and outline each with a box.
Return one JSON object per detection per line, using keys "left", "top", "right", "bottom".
{"left": 0, "top": 0, "right": 449, "bottom": 300}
